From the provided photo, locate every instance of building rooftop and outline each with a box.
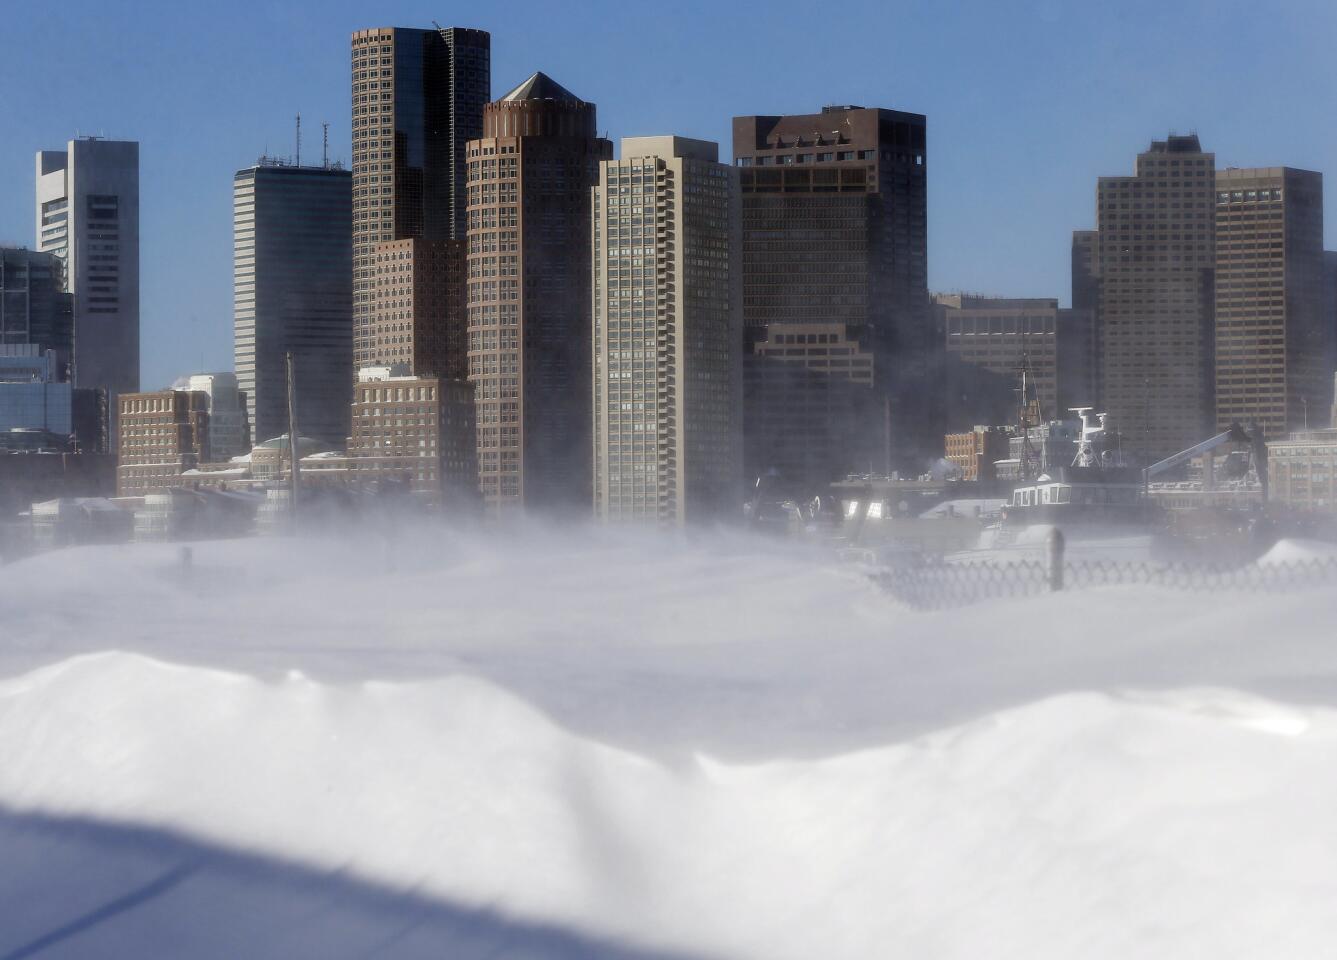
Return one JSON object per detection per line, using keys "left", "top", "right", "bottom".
{"left": 1148, "top": 134, "right": 1203, "bottom": 153}
{"left": 498, "top": 71, "right": 582, "bottom": 104}
{"left": 253, "top": 434, "right": 331, "bottom": 457}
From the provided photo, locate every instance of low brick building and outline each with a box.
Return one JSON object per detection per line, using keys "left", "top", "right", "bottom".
{"left": 347, "top": 368, "right": 478, "bottom": 504}
{"left": 944, "top": 426, "right": 1010, "bottom": 482}
{"left": 116, "top": 390, "right": 210, "bottom": 495}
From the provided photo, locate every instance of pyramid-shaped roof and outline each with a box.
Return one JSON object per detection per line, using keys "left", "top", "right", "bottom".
{"left": 498, "top": 71, "right": 583, "bottom": 104}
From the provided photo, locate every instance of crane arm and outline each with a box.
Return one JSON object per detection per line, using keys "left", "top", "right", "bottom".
{"left": 1142, "top": 424, "right": 1252, "bottom": 482}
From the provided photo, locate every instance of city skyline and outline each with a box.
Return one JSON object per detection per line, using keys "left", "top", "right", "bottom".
{"left": 4, "top": 0, "right": 1337, "bottom": 391}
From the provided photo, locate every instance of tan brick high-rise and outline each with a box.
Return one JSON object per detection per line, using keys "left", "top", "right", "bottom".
{"left": 1214, "top": 167, "right": 1329, "bottom": 438}
{"left": 1096, "top": 135, "right": 1216, "bottom": 461}
{"left": 367, "top": 237, "right": 467, "bottom": 379}
{"left": 466, "top": 73, "right": 611, "bottom": 512}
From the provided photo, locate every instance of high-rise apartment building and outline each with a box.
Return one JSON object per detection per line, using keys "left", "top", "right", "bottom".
{"left": 592, "top": 137, "right": 742, "bottom": 526}
{"left": 233, "top": 160, "right": 352, "bottom": 448}
{"left": 1095, "top": 135, "right": 1216, "bottom": 461}
{"left": 0, "top": 247, "right": 74, "bottom": 376}
{"left": 733, "top": 106, "right": 930, "bottom": 483}
{"left": 1214, "top": 167, "right": 1329, "bottom": 438}
{"left": 116, "top": 389, "right": 210, "bottom": 495}
{"left": 35, "top": 138, "right": 139, "bottom": 403}
{"left": 466, "top": 72, "right": 612, "bottom": 511}
{"left": 350, "top": 26, "right": 489, "bottom": 369}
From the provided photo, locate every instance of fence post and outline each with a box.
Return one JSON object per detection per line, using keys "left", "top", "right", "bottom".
{"left": 1047, "top": 527, "right": 1065, "bottom": 592}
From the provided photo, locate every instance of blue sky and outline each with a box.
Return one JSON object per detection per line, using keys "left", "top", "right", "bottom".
{"left": 3, "top": 0, "right": 1336, "bottom": 389}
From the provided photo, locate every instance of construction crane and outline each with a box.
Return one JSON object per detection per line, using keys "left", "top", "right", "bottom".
{"left": 1141, "top": 422, "right": 1269, "bottom": 500}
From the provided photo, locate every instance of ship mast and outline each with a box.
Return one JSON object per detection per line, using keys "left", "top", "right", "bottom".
{"left": 1017, "top": 354, "right": 1040, "bottom": 482}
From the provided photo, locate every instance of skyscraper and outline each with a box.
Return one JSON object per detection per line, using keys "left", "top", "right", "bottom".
{"left": 367, "top": 237, "right": 467, "bottom": 379}
{"left": 1067, "top": 229, "right": 1102, "bottom": 412}
{"left": 35, "top": 138, "right": 139, "bottom": 402}
{"left": 1095, "top": 135, "right": 1216, "bottom": 461}
{"left": 466, "top": 72, "right": 612, "bottom": 512}
{"left": 1214, "top": 167, "right": 1329, "bottom": 437}
{"left": 350, "top": 26, "right": 490, "bottom": 369}
{"left": 732, "top": 106, "right": 930, "bottom": 483}
{"left": 233, "top": 160, "right": 352, "bottom": 448}
{"left": 592, "top": 137, "right": 742, "bottom": 526}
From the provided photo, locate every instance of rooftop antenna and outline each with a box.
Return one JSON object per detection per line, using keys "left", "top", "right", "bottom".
{"left": 295, "top": 113, "right": 301, "bottom": 167}
{"left": 432, "top": 19, "right": 444, "bottom": 30}
{"left": 322, "top": 122, "right": 329, "bottom": 168}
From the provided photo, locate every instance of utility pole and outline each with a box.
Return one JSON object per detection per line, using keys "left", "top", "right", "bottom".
{"left": 286, "top": 351, "right": 300, "bottom": 530}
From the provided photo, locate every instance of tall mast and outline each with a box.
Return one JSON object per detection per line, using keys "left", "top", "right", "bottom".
{"left": 286, "top": 351, "right": 300, "bottom": 529}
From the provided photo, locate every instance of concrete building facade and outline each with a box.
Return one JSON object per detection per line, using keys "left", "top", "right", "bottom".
{"left": 1214, "top": 167, "right": 1329, "bottom": 438}
{"left": 592, "top": 137, "right": 742, "bottom": 526}
{"left": 35, "top": 138, "right": 139, "bottom": 406}
{"left": 733, "top": 105, "right": 931, "bottom": 482}
{"left": 350, "top": 26, "right": 490, "bottom": 369}
{"left": 744, "top": 322, "right": 877, "bottom": 483}
{"left": 1094, "top": 135, "right": 1216, "bottom": 462}
{"left": 936, "top": 295, "right": 1060, "bottom": 423}
{"left": 1268, "top": 426, "right": 1337, "bottom": 512}
{"left": 233, "top": 161, "right": 352, "bottom": 447}
{"left": 466, "top": 72, "right": 611, "bottom": 512}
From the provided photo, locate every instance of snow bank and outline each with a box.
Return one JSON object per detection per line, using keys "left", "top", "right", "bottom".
{"left": 4, "top": 528, "right": 1337, "bottom": 957}
{"left": 1258, "top": 537, "right": 1337, "bottom": 565}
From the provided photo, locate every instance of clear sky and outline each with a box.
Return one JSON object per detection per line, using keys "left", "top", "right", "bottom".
{"left": 3, "top": 0, "right": 1336, "bottom": 390}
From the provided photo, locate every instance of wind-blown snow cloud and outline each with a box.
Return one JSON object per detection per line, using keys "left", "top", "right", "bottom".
{"left": 3, "top": 528, "right": 1337, "bottom": 957}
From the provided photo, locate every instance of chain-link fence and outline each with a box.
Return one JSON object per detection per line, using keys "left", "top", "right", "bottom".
{"left": 874, "top": 553, "right": 1337, "bottom": 610}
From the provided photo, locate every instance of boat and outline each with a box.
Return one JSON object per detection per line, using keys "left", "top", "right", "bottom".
{"left": 1002, "top": 407, "right": 1162, "bottom": 528}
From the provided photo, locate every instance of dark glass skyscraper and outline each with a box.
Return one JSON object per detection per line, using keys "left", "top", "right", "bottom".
{"left": 732, "top": 106, "right": 931, "bottom": 484}
{"left": 233, "top": 162, "right": 352, "bottom": 448}
{"left": 350, "top": 26, "right": 490, "bottom": 368}
{"left": 0, "top": 247, "right": 74, "bottom": 376}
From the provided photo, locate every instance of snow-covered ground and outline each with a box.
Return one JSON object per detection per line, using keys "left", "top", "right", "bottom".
{"left": 4, "top": 527, "right": 1337, "bottom": 958}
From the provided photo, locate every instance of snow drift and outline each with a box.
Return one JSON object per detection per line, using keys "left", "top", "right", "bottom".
{"left": 3, "top": 528, "right": 1337, "bottom": 958}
